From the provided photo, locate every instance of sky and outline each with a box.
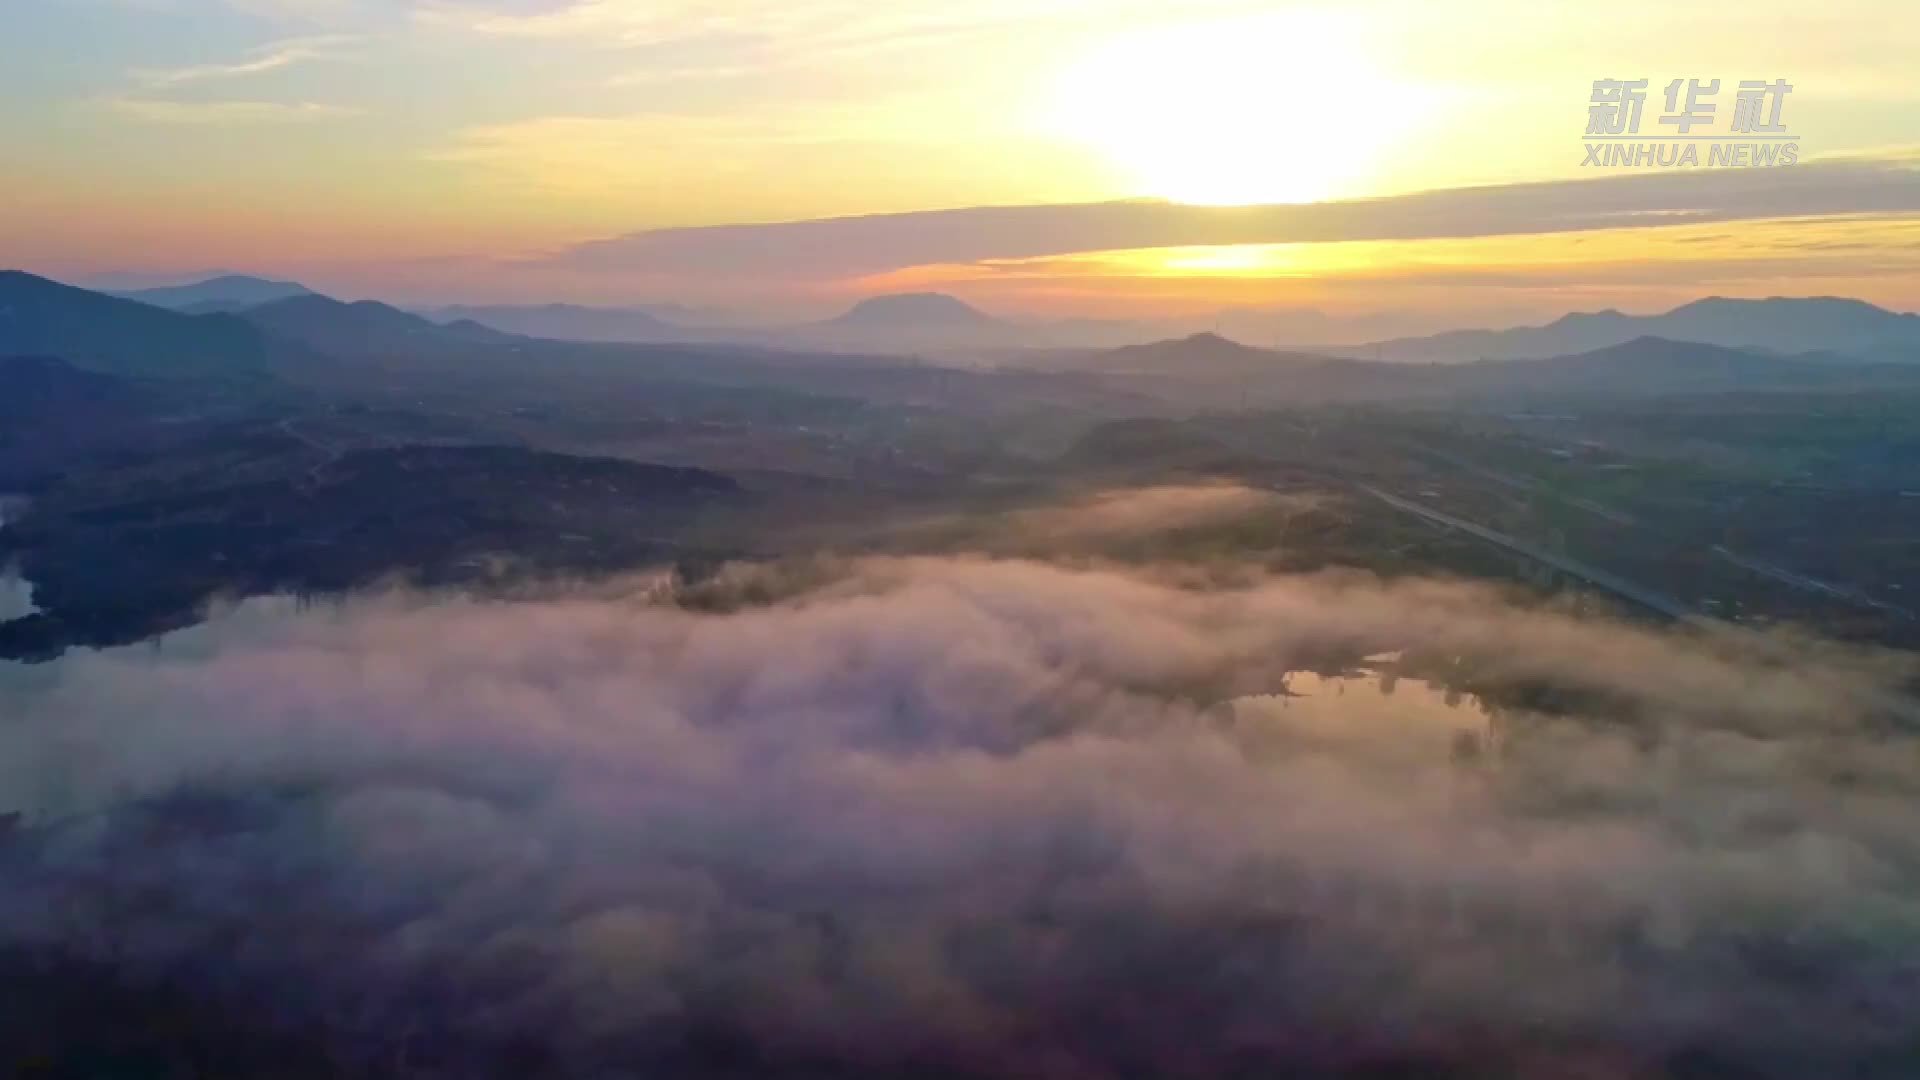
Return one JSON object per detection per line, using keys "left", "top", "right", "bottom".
{"left": 3, "top": 0, "right": 1918, "bottom": 325}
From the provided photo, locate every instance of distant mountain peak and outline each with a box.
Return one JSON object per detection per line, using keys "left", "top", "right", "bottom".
{"left": 198, "top": 274, "right": 297, "bottom": 289}
{"left": 252, "top": 294, "right": 398, "bottom": 320}
{"left": 114, "top": 274, "right": 314, "bottom": 311}
{"left": 831, "top": 292, "right": 994, "bottom": 327}
{"left": 1672, "top": 294, "right": 1898, "bottom": 315}
{"left": 1175, "top": 331, "right": 1244, "bottom": 348}
{"left": 1056, "top": 330, "right": 1343, "bottom": 378}
{"left": 239, "top": 291, "right": 511, "bottom": 353}
{"left": 1551, "top": 308, "right": 1627, "bottom": 325}
{"left": 1596, "top": 333, "right": 1721, "bottom": 354}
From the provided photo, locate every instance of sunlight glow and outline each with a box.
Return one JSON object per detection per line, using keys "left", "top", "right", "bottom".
{"left": 1049, "top": 11, "right": 1424, "bottom": 206}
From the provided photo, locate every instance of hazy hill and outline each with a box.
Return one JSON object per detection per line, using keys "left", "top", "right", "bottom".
{"left": 432, "top": 303, "right": 682, "bottom": 344}
{"left": 826, "top": 292, "right": 996, "bottom": 330}
{"left": 1037, "top": 332, "right": 1431, "bottom": 407}
{"left": 419, "top": 292, "right": 1270, "bottom": 354}
{"left": 242, "top": 294, "right": 514, "bottom": 356}
{"left": 177, "top": 298, "right": 284, "bottom": 316}
{"left": 789, "top": 292, "right": 1026, "bottom": 350}
{"left": 1343, "top": 311, "right": 1640, "bottom": 364}
{"left": 1052, "top": 330, "right": 1920, "bottom": 406}
{"left": 1443, "top": 335, "right": 1920, "bottom": 398}
{"left": 796, "top": 293, "right": 1243, "bottom": 353}
{"left": 0, "top": 356, "right": 178, "bottom": 486}
{"left": 1657, "top": 296, "right": 1920, "bottom": 355}
{"left": 0, "top": 270, "right": 267, "bottom": 378}
{"left": 1054, "top": 332, "right": 1339, "bottom": 377}
{"left": 1462, "top": 335, "right": 1795, "bottom": 393}
{"left": 430, "top": 294, "right": 1017, "bottom": 350}
{"left": 1345, "top": 297, "right": 1920, "bottom": 363}
{"left": 116, "top": 274, "right": 315, "bottom": 311}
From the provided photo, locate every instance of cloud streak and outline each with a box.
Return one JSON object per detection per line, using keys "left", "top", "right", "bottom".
{"left": 129, "top": 33, "right": 359, "bottom": 87}
{"left": 532, "top": 158, "right": 1920, "bottom": 281}
{"left": 105, "top": 97, "right": 361, "bottom": 124}
{"left": 421, "top": 0, "right": 1190, "bottom": 54}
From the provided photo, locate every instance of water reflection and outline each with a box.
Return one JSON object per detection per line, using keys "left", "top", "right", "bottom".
{"left": 1223, "top": 663, "right": 1495, "bottom": 763}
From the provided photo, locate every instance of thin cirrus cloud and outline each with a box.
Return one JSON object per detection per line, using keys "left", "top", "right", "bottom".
{"left": 534, "top": 156, "right": 1920, "bottom": 281}
{"left": 128, "top": 33, "right": 360, "bottom": 87}
{"left": 109, "top": 32, "right": 362, "bottom": 126}
{"left": 421, "top": 0, "right": 1159, "bottom": 48}
{"left": 105, "top": 97, "right": 361, "bottom": 124}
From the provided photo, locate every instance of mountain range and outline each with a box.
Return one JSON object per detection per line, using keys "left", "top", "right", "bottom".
{"left": 11, "top": 268, "right": 1920, "bottom": 404}
{"left": 1047, "top": 330, "right": 1920, "bottom": 405}
{"left": 242, "top": 294, "right": 514, "bottom": 355}
{"left": 1044, "top": 332, "right": 1333, "bottom": 377}
{"left": 65, "top": 272, "right": 1920, "bottom": 361}
{"left": 1333, "top": 296, "right": 1920, "bottom": 364}
{"left": 441, "top": 291, "right": 1920, "bottom": 360}
{"left": 429, "top": 292, "right": 1173, "bottom": 351}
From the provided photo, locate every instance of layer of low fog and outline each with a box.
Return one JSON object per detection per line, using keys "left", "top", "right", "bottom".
{"left": 0, "top": 572, "right": 34, "bottom": 622}
{"left": 2, "top": 486, "right": 1917, "bottom": 1078}
{"left": 0, "top": 495, "right": 33, "bottom": 620}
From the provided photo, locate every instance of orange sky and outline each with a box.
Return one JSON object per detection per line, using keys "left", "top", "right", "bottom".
{"left": 4, "top": 0, "right": 1918, "bottom": 323}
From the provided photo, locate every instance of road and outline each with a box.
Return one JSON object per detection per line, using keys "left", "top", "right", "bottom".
{"left": 1356, "top": 484, "right": 1696, "bottom": 620}
{"left": 1354, "top": 483, "right": 1920, "bottom": 725}
{"left": 1403, "top": 442, "right": 1906, "bottom": 620}
{"left": 278, "top": 416, "right": 348, "bottom": 485}
{"left": 1710, "top": 544, "right": 1915, "bottom": 621}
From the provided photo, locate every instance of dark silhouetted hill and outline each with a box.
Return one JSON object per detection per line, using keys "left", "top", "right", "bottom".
{"left": 0, "top": 355, "right": 276, "bottom": 488}
{"left": 241, "top": 294, "right": 515, "bottom": 356}
{"left": 0, "top": 271, "right": 268, "bottom": 378}
{"left": 1, "top": 444, "right": 742, "bottom": 660}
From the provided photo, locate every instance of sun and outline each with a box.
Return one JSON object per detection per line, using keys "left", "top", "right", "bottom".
{"left": 1048, "top": 12, "right": 1420, "bottom": 206}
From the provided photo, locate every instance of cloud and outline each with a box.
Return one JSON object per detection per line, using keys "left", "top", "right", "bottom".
{"left": 527, "top": 158, "right": 1920, "bottom": 281}
{"left": 107, "top": 33, "right": 361, "bottom": 126}
{"left": 222, "top": 0, "right": 362, "bottom": 17}
{"left": 3, "top": 543, "right": 1918, "bottom": 1076}
{"left": 129, "top": 33, "right": 359, "bottom": 87}
{"left": 948, "top": 214, "right": 1920, "bottom": 297}
{"left": 418, "top": 0, "right": 1180, "bottom": 53}
{"left": 998, "top": 483, "right": 1305, "bottom": 541}
{"left": 110, "top": 0, "right": 367, "bottom": 23}
{"left": 105, "top": 97, "right": 361, "bottom": 123}
{"left": 889, "top": 483, "right": 1329, "bottom": 556}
